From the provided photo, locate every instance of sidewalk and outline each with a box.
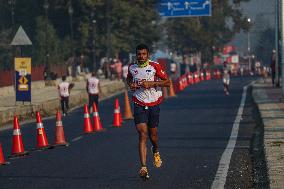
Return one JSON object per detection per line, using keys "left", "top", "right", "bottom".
{"left": 0, "top": 75, "right": 125, "bottom": 128}
{"left": 252, "top": 78, "right": 284, "bottom": 188}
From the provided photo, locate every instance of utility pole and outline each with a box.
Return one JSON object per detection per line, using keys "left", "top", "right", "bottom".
{"left": 247, "top": 18, "right": 252, "bottom": 74}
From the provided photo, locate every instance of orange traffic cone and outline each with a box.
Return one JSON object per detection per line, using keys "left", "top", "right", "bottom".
{"left": 123, "top": 91, "right": 133, "bottom": 120}
{"left": 93, "top": 103, "right": 104, "bottom": 132}
{"left": 162, "top": 87, "right": 168, "bottom": 99}
{"left": 53, "top": 110, "right": 68, "bottom": 147}
{"left": 83, "top": 104, "right": 94, "bottom": 133}
{"left": 119, "top": 104, "right": 123, "bottom": 124}
{"left": 10, "top": 116, "right": 28, "bottom": 157}
{"left": 35, "top": 111, "right": 51, "bottom": 150}
{"left": 168, "top": 79, "right": 176, "bottom": 97}
{"left": 0, "top": 143, "right": 9, "bottom": 165}
{"left": 113, "top": 98, "right": 122, "bottom": 127}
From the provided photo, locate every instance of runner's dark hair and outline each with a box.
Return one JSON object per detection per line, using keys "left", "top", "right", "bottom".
{"left": 136, "top": 44, "right": 149, "bottom": 53}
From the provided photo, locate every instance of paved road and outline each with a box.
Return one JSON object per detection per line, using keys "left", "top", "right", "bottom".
{"left": 0, "top": 76, "right": 258, "bottom": 189}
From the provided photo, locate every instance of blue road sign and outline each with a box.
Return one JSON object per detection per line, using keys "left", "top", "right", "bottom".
{"left": 158, "top": 0, "right": 211, "bottom": 17}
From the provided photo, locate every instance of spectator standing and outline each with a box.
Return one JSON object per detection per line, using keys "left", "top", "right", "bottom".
{"left": 122, "top": 63, "right": 129, "bottom": 83}
{"left": 114, "top": 59, "right": 122, "bottom": 80}
{"left": 170, "top": 62, "right": 177, "bottom": 79}
{"left": 270, "top": 50, "right": 276, "bottom": 85}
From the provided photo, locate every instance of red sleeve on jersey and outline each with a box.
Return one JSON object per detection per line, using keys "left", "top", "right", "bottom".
{"left": 151, "top": 62, "right": 168, "bottom": 80}
{"left": 126, "top": 64, "right": 133, "bottom": 80}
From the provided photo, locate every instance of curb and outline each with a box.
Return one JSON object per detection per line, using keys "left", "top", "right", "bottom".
{"left": 252, "top": 79, "right": 284, "bottom": 188}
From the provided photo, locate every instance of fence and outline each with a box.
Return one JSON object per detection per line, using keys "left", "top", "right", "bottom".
{"left": 0, "top": 65, "right": 67, "bottom": 87}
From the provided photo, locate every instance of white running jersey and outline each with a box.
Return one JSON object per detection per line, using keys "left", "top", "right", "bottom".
{"left": 87, "top": 77, "right": 99, "bottom": 94}
{"left": 223, "top": 70, "right": 230, "bottom": 85}
{"left": 127, "top": 61, "right": 168, "bottom": 106}
{"left": 58, "top": 82, "right": 70, "bottom": 97}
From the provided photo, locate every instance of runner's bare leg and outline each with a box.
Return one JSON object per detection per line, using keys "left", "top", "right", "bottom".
{"left": 136, "top": 123, "right": 148, "bottom": 166}
{"left": 149, "top": 127, "right": 158, "bottom": 152}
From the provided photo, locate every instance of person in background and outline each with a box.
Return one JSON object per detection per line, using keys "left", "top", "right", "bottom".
{"left": 86, "top": 72, "right": 101, "bottom": 112}
{"left": 270, "top": 50, "right": 276, "bottom": 86}
{"left": 122, "top": 62, "right": 129, "bottom": 85}
{"left": 223, "top": 67, "right": 230, "bottom": 95}
{"left": 114, "top": 58, "right": 122, "bottom": 80}
{"left": 170, "top": 62, "right": 177, "bottom": 79}
{"left": 240, "top": 67, "right": 244, "bottom": 76}
{"left": 58, "top": 76, "right": 74, "bottom": 116}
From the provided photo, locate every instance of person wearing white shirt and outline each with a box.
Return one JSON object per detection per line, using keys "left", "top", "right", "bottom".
{"left": 58, "top": 76, "right": 74, "bottom": 116}
{"left": 86, "top": 72, "right": 101, "bottom": 112}
{"left": 223, "top": 68, "right": 230, "bottom": 95}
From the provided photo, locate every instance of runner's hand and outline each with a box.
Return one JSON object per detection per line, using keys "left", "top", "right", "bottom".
{"left": 140, "top": 81, "right": 154, "bottom": 89}
{"left": 129, "top": 82, "right": 139, "bottom": 91}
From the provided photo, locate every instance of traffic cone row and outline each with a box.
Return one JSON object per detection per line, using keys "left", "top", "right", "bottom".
{"left": 0, "top": 94, "right": 136, "bottom": 165}
{"left": 172, "top": 68, "right": 218, "bottom": 93}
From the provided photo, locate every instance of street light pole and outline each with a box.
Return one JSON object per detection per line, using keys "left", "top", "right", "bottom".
{"left": 43, "top": 0, "right": 50, "bottom": 80}
{"left": 247, "top": 18, "right": 252, "bottom": 74}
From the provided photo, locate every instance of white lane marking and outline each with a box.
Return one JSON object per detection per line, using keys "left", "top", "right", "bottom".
{"left": 72, "top": 136, "right": 83, "bottom": 142}
{"left": 211, "top": 84, "right": 250, "bottom": 189}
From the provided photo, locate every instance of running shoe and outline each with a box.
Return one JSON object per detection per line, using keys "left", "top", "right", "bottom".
{"left": 151, "top": 146, "right": 162, "bottom": 168}
{"left": 139, "top": 166, "right": 149, "bottom": 179}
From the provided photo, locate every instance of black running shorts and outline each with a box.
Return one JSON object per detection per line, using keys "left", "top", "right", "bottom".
{"left": 133, "top": 103, "right": 160, "bottom": 128}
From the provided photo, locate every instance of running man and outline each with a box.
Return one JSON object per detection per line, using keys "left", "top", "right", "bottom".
{"left": 126, "top": 44, "right": 170, "bottom": 179}
{"left": 58, "top": 76, "right": 74, "bottom": 116}
{"left": 86, "top": 72, "right": 101, "bottom": 112}
{"left": 223, "top": 68, "right": 230, "bottom": 95}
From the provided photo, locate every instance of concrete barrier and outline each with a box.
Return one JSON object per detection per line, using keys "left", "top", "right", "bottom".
{"left": 0, "top": 80, "right": 125, "bottom": 127}
{"left": 0, "top": 81, "right": 45, "bottom": 97}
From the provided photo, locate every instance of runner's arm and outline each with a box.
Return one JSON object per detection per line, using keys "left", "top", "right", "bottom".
{"left": 126, "top": 76, "right": 139, "bottom": 91}
{"left": 140, "top": 78, "right": 170, "bottom": 89}
{"left": 140, "top": 63, "right": 170, "bottom": 89}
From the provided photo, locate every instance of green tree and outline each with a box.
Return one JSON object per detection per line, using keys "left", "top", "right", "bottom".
{"left": 0, "top": 0, "right": 161, "bottom": 71}
{"left": 33, "top": 16, "right": 63, "bottom": 66}
{"left": 255, "top": 27, "right": 275, "bottom": 65}
{"left": 0, "top": 28, "right": 13, "bottom": 70}
{"left": 76, "top": 0, "right": 160, "bottom": 58}
{"left": 165, "top": 0, "right": 250, "bottom": 63}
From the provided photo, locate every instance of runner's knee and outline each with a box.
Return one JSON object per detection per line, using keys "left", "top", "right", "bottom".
{"left": 139, "top": 131, "right": 148, "bottom": 142}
